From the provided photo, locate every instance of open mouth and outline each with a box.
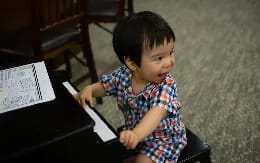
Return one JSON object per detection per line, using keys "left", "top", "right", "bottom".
{"left": 158, "top": 72, "right": 168, "bottom": 78}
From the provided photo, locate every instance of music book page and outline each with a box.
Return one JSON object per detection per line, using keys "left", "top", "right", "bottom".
{"left": 0, "top": 61, "right": 55, "bottom": 114}
{"left": 62, "top": 81, "right": 117, "bottom": 142}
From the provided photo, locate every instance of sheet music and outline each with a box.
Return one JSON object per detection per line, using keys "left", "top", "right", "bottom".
{"left": 62, "top": 81, "right": 117, "bottom": 142}
{"left": 0, "top": 61, "right": 55, "bottom": 114}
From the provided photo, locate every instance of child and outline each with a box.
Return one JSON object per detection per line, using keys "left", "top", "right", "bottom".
{"left": 76, "top": 11, "right": 187, "bottom": 163}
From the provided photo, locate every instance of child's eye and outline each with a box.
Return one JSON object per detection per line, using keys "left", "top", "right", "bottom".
{"left": 170, "top": 50, "right": 175, "bottom": 55}
{"left": 155, "top": 56, "right": 163, "bottom": 61}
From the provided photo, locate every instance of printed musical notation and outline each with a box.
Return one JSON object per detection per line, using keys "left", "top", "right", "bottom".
{"left": 0, "top": 61, "right": 55, "bottom": 114}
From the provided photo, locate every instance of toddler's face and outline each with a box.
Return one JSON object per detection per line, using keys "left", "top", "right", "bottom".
{"left": 137, "top": 39, "right": 175, "bottom": 84}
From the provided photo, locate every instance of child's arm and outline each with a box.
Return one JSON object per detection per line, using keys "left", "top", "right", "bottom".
{"left": 120, "top": 106, "right": 167, "bottom": 149}
{"left": 75, "top": 82, "right": 106, "bottom": 107}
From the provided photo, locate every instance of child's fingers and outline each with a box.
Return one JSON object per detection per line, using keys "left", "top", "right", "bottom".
{"left": 82, "top": 95, "right": 95, "bottom": 108}
{"left": 130, "top": 136, "right": 139, "bottom": 149}
{"left": 120, "top": 131, "right": 136, "bottom": 149}
{"left": 76, "top": 92, "right": 86, "bottom": 107}
{"left": 79, "top": 96, "right": 86, "bottom": 107}
{"left": 119, "top": 131, "right": 126, "bottom": 143}
{"left": 120, "top": 131, "right": 129, "bottom": 147}
{"left": 74, "top": 94, "right": 83, "bottom": 105}
{"left": 74, "top": 91, "right": 95, "bottom": 108}
{"left": 128, "top": 134, "right": 136, "bottom": 149}
{"left": 87, "top": 97, "right": 95, "bottom": 107}
{"left": 123, "top": 133, "right": 131, "bottom": 147}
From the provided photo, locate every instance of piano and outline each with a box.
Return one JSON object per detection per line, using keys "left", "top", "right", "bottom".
{"left": 0, "top": 53, "right": 132, "bottom": 163}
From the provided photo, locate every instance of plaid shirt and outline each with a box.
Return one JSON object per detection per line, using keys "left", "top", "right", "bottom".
{"left": 100, "top": 66, "right": 187, "bottom": 163}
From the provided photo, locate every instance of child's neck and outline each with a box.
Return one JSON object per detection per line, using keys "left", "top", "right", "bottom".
{"left": 131, "top": 75, "right": 148, "bottom": 95}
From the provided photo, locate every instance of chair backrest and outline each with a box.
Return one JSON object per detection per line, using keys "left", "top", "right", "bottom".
{"left": 29, "top": 0, "right": 87, "bottom": 58}
{"left": 87, "top": 0, "right": 131, "bottom": 22}
{"left": 86, "top": 0, "right": 133, "bottom": 34}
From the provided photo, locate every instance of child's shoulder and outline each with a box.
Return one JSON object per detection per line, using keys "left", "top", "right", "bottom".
{"left": 113, "top": 65, "right": 131, "bottom": 76}
{"left": 109, "top": 65, "right": 132, "bottom": 84}
{"left": 117, "top": 65, "right": 129, "bottom": 72}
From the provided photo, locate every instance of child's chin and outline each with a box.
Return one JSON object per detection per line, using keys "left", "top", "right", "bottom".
{"left": 158, "top": 75, "right": 166, "bottom": 80}
{"left": 153, "top": 78, "right": 164, "bottom": 83}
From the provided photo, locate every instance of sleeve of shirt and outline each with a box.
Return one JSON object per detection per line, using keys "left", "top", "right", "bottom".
{"left": 99, "top": 67, "right": 122, "bottom": 96}
{"left": 150, "top": 79, "right": 182, "bottom": 114}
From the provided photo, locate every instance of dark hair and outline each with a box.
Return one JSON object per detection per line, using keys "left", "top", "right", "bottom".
{"left": 113, "top": 11, "right": 175, "bottom": 67}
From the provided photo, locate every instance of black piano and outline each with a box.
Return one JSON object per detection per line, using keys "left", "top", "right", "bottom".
{"left": 0, "top": 53, "right": 130, "bottom": 163}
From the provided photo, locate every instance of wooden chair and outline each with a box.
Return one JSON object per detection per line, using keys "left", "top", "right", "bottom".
{"left": 29, "top": 0, "right": 90, "bottom": 79}
{"left": 29, "top": 0, "right": 102, "bottom": 104}
{"left": 73, "top": 0, "right": 133, "bottom": 90}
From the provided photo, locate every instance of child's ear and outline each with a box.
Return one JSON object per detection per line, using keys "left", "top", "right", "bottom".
{"left": 124, "top": 56, "right": 137, "bottom": 71}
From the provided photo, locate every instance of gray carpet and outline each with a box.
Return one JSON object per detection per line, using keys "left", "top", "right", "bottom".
{"left": 68, "top": 0, "right": 260, "bottom": 162}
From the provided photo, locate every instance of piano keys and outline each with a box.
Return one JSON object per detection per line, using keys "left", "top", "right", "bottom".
{"left": 62, "top": 81, "right": 135, "bottom": 162}
{"left": 62, "top": 81, "right": 117, "bottom": 143}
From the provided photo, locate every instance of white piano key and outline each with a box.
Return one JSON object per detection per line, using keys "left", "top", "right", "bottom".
{"left": 62, "top": 81, "right": 117, "bottom": 142}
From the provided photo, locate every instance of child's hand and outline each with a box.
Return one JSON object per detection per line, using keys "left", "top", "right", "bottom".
{"left": 119, "top": 130, "right": 139, "bottom": 149}
{"left": 74, "top": 85, "right": 95, "bottom": 107}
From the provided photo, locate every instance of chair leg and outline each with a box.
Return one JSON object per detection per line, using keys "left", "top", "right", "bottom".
{"left": 81, "top": 23, "right": 102, "bottom": 104}
{"left": 82, "top": 26, "right": 98, "bottom": 83}
{"left": 127, "top": 0, "right": 134, "bottom": 14}
{"left": 64, "top": 51, "right": 72, "bottom": 79}
{"left": 94, "top": 23, "right": 113, "bottom": 34}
